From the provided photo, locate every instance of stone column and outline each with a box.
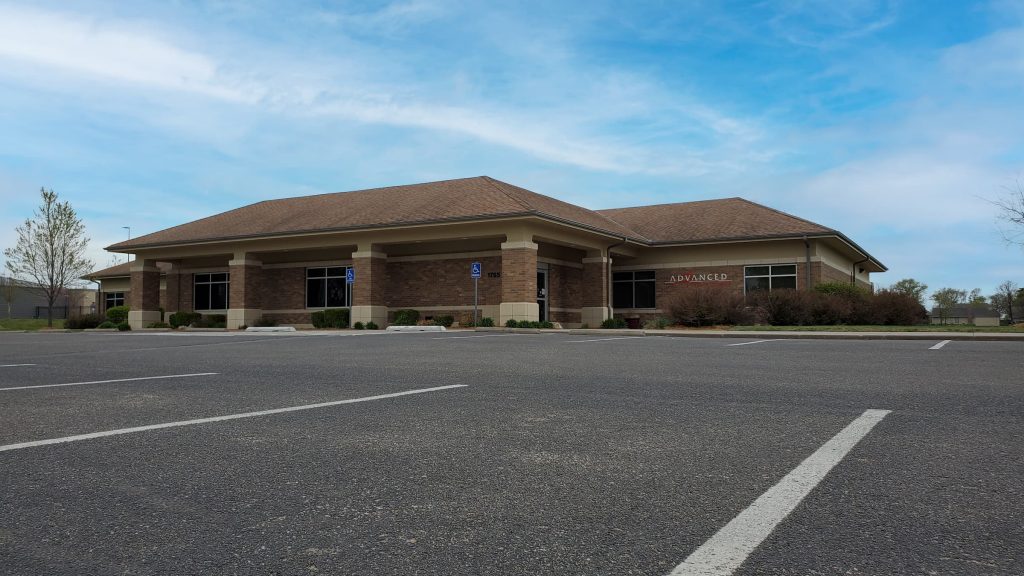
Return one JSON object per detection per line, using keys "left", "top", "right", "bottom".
{"left": 581, "top": 252, "right": 610, "bottom": 327}
{"left": 228, "top": 253, "right": 263, "bottom": 330}
{"left": 163, "top": 263, "right": 181, "bottom": 321}
{"left": 500, "top": 236, "right": 539, "bottom": 324}
{"left": 128, "top": 259, "right": 162, "bottom": 329}
{"left": 351, "top": 245, "right": 388, "bottom": 327}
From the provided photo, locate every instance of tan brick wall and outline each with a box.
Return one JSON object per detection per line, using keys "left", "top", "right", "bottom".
{"left": 501, "top": 248, "right": 537, "bottom": 302}
{"left": 229, "top": 264, "right": 262, "bottom": 309}
{"left": 582, "top": 260, "right": 608, "bottom": 307}
{"left": 129, "top": 270, "right": 160, "bottom": 310}
{"left": 352, "top": 256, "right": 386, "bottom": 306}
{"left": 386, "top": 256, "right": 502, "bottom": 307}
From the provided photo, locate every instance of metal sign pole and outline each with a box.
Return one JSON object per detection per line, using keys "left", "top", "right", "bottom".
{"left": 474, "top": 277, "right": 478, "bottom": 326}
{"left": 471, "top": 261, "right": 481, "bottom": 326}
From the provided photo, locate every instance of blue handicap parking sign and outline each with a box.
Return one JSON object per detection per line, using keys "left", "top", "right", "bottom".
{"left": 471, "top": 262, "right": 482, "bottom": 278}
{"left": 346, "top": 268, "right": 355, "bottom": 284}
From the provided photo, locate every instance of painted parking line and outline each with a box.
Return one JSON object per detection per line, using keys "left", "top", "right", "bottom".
{"left": 565, "top": 336, "right": 646, "bottom": 343}
{"left": 929, "top": 340, "right": 951, "bottom": 350}
{"left": 725, "top": 339, "right": 779, "bottom": 347}
{"left": 432, "top": 334, "right": 523, "bottom": 340}
{"left": 0, "top": 372, "right": 219, "bottom": 392}
{"left": 0, "top": 384, "right": 467, "bottom": 453}
{"left": 0, "top": 364, "right": 37, "bottom": 367}
{"left": 668, "top": 408, "right": 891, "bottom": 576}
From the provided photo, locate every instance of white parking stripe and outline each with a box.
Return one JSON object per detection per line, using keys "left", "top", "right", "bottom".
{"left": 565, "top": 336, "right": 646, "bottom": 343}
{"left": 0, "top": 372, "right": 219, "bottom": 392}
{"left": 725, "top": 339, "right": 776, "bottom": 347}
{"left": 929, "top": 340, "right": 951, "bottom": 350}
{"left": 669, "top": 408, "right": 891, "bottom": 576}
{"left": 0, "top": 384, "right": 468, "bottom": 452}
{"left": 0, "top": 364, "right": 37, "bottom": 367}
{"left": 432, "top": 334, "right": 521, "bottom": 339}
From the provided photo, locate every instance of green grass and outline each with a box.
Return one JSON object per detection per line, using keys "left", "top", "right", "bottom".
{"left": 0, "top": 318, "right": 66, "bottom": 331}
{"left": 726, "top": 324, "right": 1024, "bottom": 333}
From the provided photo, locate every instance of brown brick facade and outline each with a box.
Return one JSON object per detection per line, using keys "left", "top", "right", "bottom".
{"left": 164, "top": 271, "right": 181, "bottom": 313}
{"left": 129, "top": 270, "right": 160, "bottom": 310}
{"left": 261, "top": 268, "right": 305, "bottom": 310}
{"left": 387, "top": 256, "right": 502, "bottom": 307}
{"left": 229, "top": 263, "right": 262, "bottom": 309}
{"left": 352, "top": 256, "right": 387, "bottom": 306}
{"left": 582, "top": 259, "right": 608, "bottom": 308}
{"left": 501, "top": 248, "right": 537, "bottom": 302}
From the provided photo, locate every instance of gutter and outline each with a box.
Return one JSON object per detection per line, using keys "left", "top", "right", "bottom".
{"left": 605, "top": 236, "right": 628, "bottom": 321}
{"left": 803, "top": 236, "right": 812, "bottom": 292}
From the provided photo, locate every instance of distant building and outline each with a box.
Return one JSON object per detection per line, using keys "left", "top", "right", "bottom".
{"left": 0, "top": 276, "right": 97, "bottom": 320}
{"left": 930, "top": 304, "right": 1000, "bottom": 327}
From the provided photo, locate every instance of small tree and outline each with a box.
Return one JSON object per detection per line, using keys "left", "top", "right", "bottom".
{"left": 888, "top": 278, "right": 928, "bottom": 305}
{"left": 990, "top": 281, "right": 1019, "bottom": 324}
{"left": 3, "top": 188, "right": 94, "bottom": 327}
{"left": 930, "top": 287, "right": 966, "bottom": 325}
{"left": 0, "top": 275, "right": 16, "bottom": 319}
{"left": 993, "top": 178, "right": 1024, "bottom": 246}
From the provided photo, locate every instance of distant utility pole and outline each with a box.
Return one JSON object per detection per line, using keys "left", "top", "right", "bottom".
{"left": 122, "top": 226, "right": 131, "bottom": 263}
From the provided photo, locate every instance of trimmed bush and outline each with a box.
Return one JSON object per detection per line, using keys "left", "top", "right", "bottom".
{"left": 311, "top": 308, "right": 349, "bottom": 329}
{"left": 392, "top": 309, "right": 420, "bottom": 326}
{"left": 353, "top": 321, "right": 365, "bottom": 330}
{"left": 814, "top": 281, "right": 869, "bottom": 299}
{"left": 169, "top": 311, "right": 202, "bottom": 328}
{"left": 505, "top": 318, "right": 518, "bottom": 327}
{"left": 365, "top": 321, "right": 379, "bottom": 330}
{"left": 116, "top": 322, "right": 131, "bottom": 331}
{"left": 253, "top": 317, "right": 279, "bottom": 327}
{"left": 478, "top": 317, "right": 495, "bottom": 327}
{"left": 146, "top": 322, "right": 170, "bottom": 328}
{"left": 66, "top": 314, "right": 104, "bottom": 330}
{"left": 664, "top": 286, "right": 755, "bottom": 327}
{"left": 643, "top": 317, "right": 671, "bottom": 330}
{"left": 191, "top": 314, "right": 227, "bottom": 329}
{"left": 434, "top": 315, "right": 454, "bottom": 327}
{"left": 601, "top": 317, "right": 627, "bottom": 329}
{"left": 539, "top": 321, "right": 554, "bottom": 329}
{"left": 97, "top": 321, "right": 116, "bottom": 329}
{"left": 870, "top": 289, "right": 928, "bottom": 325}
{"left": 515, "top": 320, "right": 542, "bottom": 328}
{"left": 105, "top": 305, "right": 130, "bottom": 324}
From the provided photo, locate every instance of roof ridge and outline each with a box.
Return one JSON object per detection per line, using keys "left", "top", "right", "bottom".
{"left": 597, "top": 197, "right": 744, "bottom": 212}
{"left": 479, "top": 176, "right": 538, "bottom": 213}
{"left": 731, "top": 197, "right": 834, "bottom": 232}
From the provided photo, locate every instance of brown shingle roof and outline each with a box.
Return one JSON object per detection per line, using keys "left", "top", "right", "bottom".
{"left": 108, "top": 176, "right": 642, "bottom": 250}
{"left": 597, "top": 197, "right": 833, "bottom": 244}
{"left": 84, "top": 261, "right": 172, "bottom": 279}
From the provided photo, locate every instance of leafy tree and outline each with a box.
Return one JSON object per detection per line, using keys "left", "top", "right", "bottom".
{"left": 989, "top": 280, "right": 1018, "bottom": 323}
{"left": 888, "top": 278, "right": 928, "bottom": 304}
{"left": 0, "top": 275, "right": 15, "bottom": 319}
{"left": 3, "top": 188, "right": 93, "bottom": 327}
{"left": 930, "top": 287, "right": 966, "bottom": 325}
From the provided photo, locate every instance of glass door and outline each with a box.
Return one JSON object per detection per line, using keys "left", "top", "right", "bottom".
{"left": 537, "top": 269, "right": 548, "bottom": 322}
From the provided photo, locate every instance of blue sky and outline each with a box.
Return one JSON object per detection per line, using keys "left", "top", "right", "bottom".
{"left": 1, "top": 0, "right": 1023, "bottom": 299}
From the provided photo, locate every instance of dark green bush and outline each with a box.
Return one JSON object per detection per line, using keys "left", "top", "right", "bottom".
{"left": 169, "top": 311, "right": 202, "bottom": 328}
{"left": 365, "top": 321, "right": 379, "bottom": 330}
{"left": 105, "top": 305, "right": 130, "bottom": 323}
{"left": 146, "top": 322, "right": 170, "bottom": 328}
{"left": 505, "top": 318, "right": 518, "bottom": 327}
{"left": 97, "top": 321, "right": 116, "bottom": 329}
{"left": 433, "top": 315, "right": 454, "bottom": 327}
{"left": 66, "top": 314, "right": 104, "bottom": 329}
{"left": 814, "top": 281, "right": 869, "bottom": 299}
{"left": 392, "top": 309, "right": 420, "bottom": 326}
{"left": 601, "top": 317, "right": 627, "bottom": 329}
{"left": 311, "top": 308, "right": 349, "bottom": 328}
{"left": 191, "top": 314, "right": 227, "bottom": 329}
{"left": 478, "top": 317, "right": 495, "bottom": 327}
{"left": 253, "top": 317, "right": 278, "bottom": 327}
{"left": 353, "top": 321, "right": 365, "bottom": 330}
{"left": 116, "top": 322, "right": 131, "bottom": 331}
{"left": 539, "top": 321, "right": 554, "bottom": 329}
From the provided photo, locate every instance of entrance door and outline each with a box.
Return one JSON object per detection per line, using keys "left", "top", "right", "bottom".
{"left": 537, "top": 269, "right": 548, "bottom": 322}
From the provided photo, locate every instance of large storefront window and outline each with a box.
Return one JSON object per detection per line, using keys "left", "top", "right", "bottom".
{"left": 104, "top": 292, "right": 125, "bottom": 310}
{"left": 306, "top": 267, "right": 350, "bottom": 308}
{"left": 194, "top": 273, "right": 229, "bottom": 310}
{"left": 744, "top": 264, "right": 797, "bottom": 293}
{"left": 613, "top": 270, "right": 656, "bottom": 309}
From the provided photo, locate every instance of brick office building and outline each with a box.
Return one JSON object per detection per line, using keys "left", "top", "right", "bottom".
{"left": 85, "top": 177, "right": 885, "bottom": 329}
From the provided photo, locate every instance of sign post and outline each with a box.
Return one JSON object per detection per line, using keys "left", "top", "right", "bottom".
{"left": 346, "top": 267, "right": 355, "bottom": 328}
{"left": 470, "top": 262, "right": 482, "bottom": 326}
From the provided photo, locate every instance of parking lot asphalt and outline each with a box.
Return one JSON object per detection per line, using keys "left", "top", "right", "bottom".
{"left": 0, "top": 331, "right": 1021, "bottom": 575}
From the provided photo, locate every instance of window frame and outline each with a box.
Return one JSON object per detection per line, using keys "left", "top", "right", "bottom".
{"left": 612, "top": 270, "right": 657, "bottom": 309}
{"left": 743, "top": 264, "right": 798, "bottom": 294}
{"left": 305, "top": 266, "right": 351, "bottom": 309}
{"left": 193, "top": 272, "right": 230, "bottom": 311}
{"left": 104, "top": 291, "right": 125, "bottom": 310}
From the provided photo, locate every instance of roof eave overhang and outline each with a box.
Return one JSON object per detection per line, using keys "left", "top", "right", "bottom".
{"left": 647, "top": 232, "right": 887, "bottom": 272}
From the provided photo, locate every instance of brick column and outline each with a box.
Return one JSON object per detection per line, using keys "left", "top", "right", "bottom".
{"left": 164, "top": 263, "right": 180, "bottom": 321}
{"left": 128, "top": 259, "right": 162, "bottom": 329}
{"left": 228, "top": 254, "right": 263, "bottom": 330}
{"left": 351, "top": 246, "right": 388, "bottom": 327}
{"left": 581, "top": 253, "right": 610, "bottom": 327}
{"left": 500, "top": 238, "right": 539, "bottom": 324}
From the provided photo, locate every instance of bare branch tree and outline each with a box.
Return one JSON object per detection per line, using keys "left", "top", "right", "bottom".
{"left": 989, "top": 280, "right": 1019, "bottom": 324}
{"left": 0, "top": 275, "right": 16, "bottom": 320}
{"left": 3, "top": 188, "right": 94, "bottom": 327}
{"left": 993, "top": 177, "right": 1024, "bottom": 246}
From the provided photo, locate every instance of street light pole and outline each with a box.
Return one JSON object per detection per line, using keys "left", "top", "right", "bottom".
{"left": 122, "top": 226, "right": 131, "bottom": 263}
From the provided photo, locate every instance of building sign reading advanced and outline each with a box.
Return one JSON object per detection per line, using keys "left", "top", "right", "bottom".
{"left": 666, "top": 271, "right": 731, "bottom": 284}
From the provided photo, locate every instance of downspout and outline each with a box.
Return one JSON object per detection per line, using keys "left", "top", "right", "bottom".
{"left": 605, "top": 236, "right": 628, "bottom": 320}
{"left": 851, "top": 258, "right": 869, "bottom": 286}
{"left": 803, "top": 236, "right": 812, "bottom": 292}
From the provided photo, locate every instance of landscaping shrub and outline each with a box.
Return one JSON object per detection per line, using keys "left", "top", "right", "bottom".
{"left": 539, "top": 320, "right": 554, "bottom": 329}
{"left": 751, "top": 289, "right": 815, "bottom": 326}
{"left": 97, "top": 321, "right": 116, "bottom": 329}
{"left": 365, "top": 321, "right": 379, "bottom": 330}
{"left": 433, "top": 315, "right": 454, "bottom": 327}
{"left": 169, "top": 311, "right": 202, "bottom": 328}
{"left": 353, "top": 321, "right": 365, "bottom": 330}
{"left": 870, "top": 289, "right": 928, "bottom": 325}
{"left": 253, "top": 317, "right": 279, "bottom": 327}
{"left": 66, "top": 314, "right": 103, "bottom": 330}
{"left": 814, "top": 281, "right": 869, "bottom": 299}
{"left": 515, "top": 320, "right": 542, "bottom": 328}
{"left": 105, "top": 305, "right": 130, "bottom": 324}
{"left": 643, "top": 317, "right": 672, "bottom": 330}
{"left": 505, "top": 318, "right": 518, "bottom": 327}
{"left": 191, "top": 314, "right": 227, "bottom": 329}
{"left": 478, "top": 317, "right": 495, "bottom": 327}
{"left": 311, "top": 308, "right": 349, "bottom": 328}
{"left": 116, "top": 322, "right": 131, "bottom": 331}
{"left": 664, "top": 286, "right": 755, "bottom": 327}
{"left": 601, "top": 317, "right": 627, "bottom": 329}
{"left": 146, "top": 322, "right": 170, "bottom": 328}
{"left": 392, "top": 309, "right": 420, "bottom": 326}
